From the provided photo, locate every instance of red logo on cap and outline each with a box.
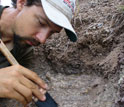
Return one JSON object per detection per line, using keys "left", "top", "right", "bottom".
{"left": 63, "top": 0, "right": 74, "bottom": 13}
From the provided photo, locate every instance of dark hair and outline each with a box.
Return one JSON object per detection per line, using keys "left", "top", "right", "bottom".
{"left": 11, "top": 0, "right": 41, "bottom": 8}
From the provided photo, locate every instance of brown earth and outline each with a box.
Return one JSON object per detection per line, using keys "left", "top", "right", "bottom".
{"left": 0, "top": 0, "right": 124, "bottom": 107}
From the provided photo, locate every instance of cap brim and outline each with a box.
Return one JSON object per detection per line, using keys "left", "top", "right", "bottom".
{"left": 41, "top": 0, "right": 77, "bottom": 42}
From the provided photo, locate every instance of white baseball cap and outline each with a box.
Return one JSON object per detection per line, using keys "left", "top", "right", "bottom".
{"left": 41, "top": 0, "right": 77, "bottom": 42}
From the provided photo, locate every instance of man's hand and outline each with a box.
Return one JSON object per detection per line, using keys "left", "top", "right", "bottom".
{"left": 0, "top": 64, "right": 48, "bottom": 106}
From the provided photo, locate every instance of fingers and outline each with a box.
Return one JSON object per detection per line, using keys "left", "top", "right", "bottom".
{"left": 39, "top": 88, "right": 47, "bottom": 95}
{"left": 9, "top": 90, "right": 27, "bottom": 106}
{"left": 12, "top": 65, "right": 48, "bottom": 102}
{"left": 19, "top": 76, "right": 36, "bottom": 89}
{"left": 13, "top": 81, "right": 32, "bottom": 103}
{"left": 19, "top": 76, "right": 46, "bottom": 101}
{"left": 0, "top": 65, "right": 48, "bottom": 106}
{"left": 32, "top": 85, "right": 46, "bottom": 101}
{"left": 16, "top": 65, "right": 48, "bottom": 89}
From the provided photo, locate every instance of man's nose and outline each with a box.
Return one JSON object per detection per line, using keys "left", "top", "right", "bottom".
{"left": 35, "top": 29, "right": 51, "bottom": 44}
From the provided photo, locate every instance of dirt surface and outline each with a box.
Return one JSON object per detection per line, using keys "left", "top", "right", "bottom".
{"left": 0, "top": 0, "right": 124, "bottom": 107}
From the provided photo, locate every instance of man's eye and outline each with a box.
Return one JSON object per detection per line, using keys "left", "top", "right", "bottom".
{"left": 39, "top": 20, "right": 45, "bottom": 27}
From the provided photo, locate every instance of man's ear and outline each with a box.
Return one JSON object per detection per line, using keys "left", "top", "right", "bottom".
{"left": 16, "top": 0, "right": 26, "bottom": 11}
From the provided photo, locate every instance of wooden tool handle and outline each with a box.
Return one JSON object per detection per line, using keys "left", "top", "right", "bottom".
{"left": 0, "top": 39, "right": 19, "bottom": 65}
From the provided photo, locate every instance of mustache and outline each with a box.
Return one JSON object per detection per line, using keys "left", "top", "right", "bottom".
{"left": 14, "top": 35, "right": 40, "bottom": 46}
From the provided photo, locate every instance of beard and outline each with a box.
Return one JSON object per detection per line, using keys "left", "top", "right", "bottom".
{"left": 13, "top": 34, "right": 40, "bottom": 46}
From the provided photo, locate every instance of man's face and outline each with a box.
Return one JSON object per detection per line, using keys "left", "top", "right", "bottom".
{"left": 13, "top": 5, "right": 62, "bottom": 46}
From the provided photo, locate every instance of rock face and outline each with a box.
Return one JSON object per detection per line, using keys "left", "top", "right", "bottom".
{"left": 0, "top": 0, "right": 124, "bottom": 107}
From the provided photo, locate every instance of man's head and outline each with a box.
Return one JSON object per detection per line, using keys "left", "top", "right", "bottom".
{"left": 10, "top": 0, "right": 77, "bottom": 45}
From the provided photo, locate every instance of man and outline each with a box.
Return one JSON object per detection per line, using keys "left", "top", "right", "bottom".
{"left": 0, "top": 0, "right": 77, "bottom": 106}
